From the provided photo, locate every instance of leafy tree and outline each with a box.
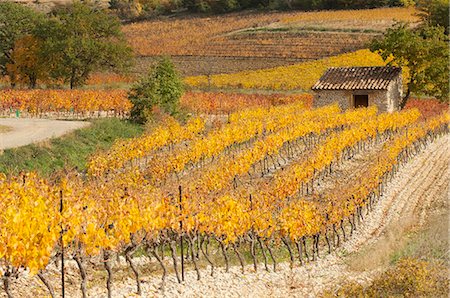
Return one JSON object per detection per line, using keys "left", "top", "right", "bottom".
{"left": 129, "top": 57, "right": 184, "bottom": 124}
{"left": 6, "top": 35, "right": 49, "bottom": 88}
{"left": 41, "top": 2, "right": 133, "bottom": 89}
{"left": 370, "top": 23, "right": 449, "bottom": 107}
{"left": 0, "top": 2, "right": 43, "bottom": 87}
{"left": 417, "top": 0, "right": 449, "bottom": 34}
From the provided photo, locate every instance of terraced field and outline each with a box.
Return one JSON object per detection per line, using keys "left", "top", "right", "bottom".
{"left": 124, "top": 7, "right": 419, "bottom": 76}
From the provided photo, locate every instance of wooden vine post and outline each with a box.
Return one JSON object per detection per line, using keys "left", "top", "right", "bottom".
{"left": 179, "top": 185, "right": 185, "bottom": 282}
{"left": 59, "top": 190, "right": 65, "bottom": 298}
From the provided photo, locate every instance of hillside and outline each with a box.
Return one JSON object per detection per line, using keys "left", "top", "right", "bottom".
{"left": 3, "top": 0, "right": 109, "bottom": 11}
{"left": 124, "top": 7, "right": 419, "bottom": 76}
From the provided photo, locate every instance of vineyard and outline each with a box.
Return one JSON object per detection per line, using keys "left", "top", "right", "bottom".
{"left": 124, "top": 7, "right": 418, "bottom": 76}
{"left": 0, "top": 101, "right": 448, "bottom": 297}
{"left": 124, "top": 7, "right": 417, "bottom": 58}
{"left": 0, "top": 90, "right": 312, "bottom": 118}
{"left": 184, "top": 49, "right": 410, "bottom": 90}
{"left": 181, "top": 92, "right": 312, "bottom": 114}
{"left": 0, "top": 90, "right": 130, "bottom": 119}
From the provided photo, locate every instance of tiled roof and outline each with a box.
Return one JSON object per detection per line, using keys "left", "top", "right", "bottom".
{"left": 312, "top": 66, "right": 401, "bottom": 90}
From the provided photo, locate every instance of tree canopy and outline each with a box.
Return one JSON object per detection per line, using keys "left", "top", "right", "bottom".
{"left": 371, "top": 23, "right": 449, "bottom": 107}
{"left": 43, "top": 2, "right": 133, "bottom": 89}
{"left": 0, "top": 2, "right": 44, "bottom": 87}
{"left": 129, "top": 57, "right": 184, "bottom": 124}
{"left": 417, "top": 0, "right": 449, "bottom": 34}
{"left": 0, "top": 2, "right": 133, "bottom": 89}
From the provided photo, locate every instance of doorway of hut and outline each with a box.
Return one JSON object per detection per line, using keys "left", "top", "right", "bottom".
{"left": 353, "top": 94, "right": 369, "bottom": 108}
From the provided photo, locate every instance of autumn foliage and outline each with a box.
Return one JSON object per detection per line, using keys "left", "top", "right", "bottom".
{"left": 0, "top": 89, "right": 131, "bottom": 118}
{"left": 184, "top": 50, "right": 401, "bottom": 90}
{"left": 0, "top": 90, "right": 313, "bottom": 118}
{"left": 0, "top": 101, "right": 448, "bottom": 296}
{"left": 405, "top": 97, "right": 448, "bottom": 119}
{"left": 181, "top": 92, "right": 312, "bottom": 114}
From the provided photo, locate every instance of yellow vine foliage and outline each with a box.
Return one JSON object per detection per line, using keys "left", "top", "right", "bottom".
{"left": 0, "top": 103, "right": 448, "bottom": 277}
{"left": 185, "top": 49, "right": 409, "bottom": 90}
{"left": 87, "top": 117, "right": 206, "bottom": 177}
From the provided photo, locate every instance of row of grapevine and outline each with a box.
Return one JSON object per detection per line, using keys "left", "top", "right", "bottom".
{"left": 0, "top": 89, "right": 131, "bottom": 118}
{"left": 87, "top": 117, "right": 206, "bottom": 177}
{"left": 88, "top": 101, "right": 308, "bottom": 178}
{"left": 181, "top": 92, "right": 312, "bottom": 114}
{"left": 0, "top": 90, "right": 313, "bottom": 119}
{"left": 184, "top": 50, "right": 395, "bottom": 90}
{"left": 0, "top": 107, "right": 447, "bottom": 297}
{"left": 123, "top": 8, "right": 416, "bottom": 58}
{"left": 184, "top": 106, "right": 378, "bottom": 195}
{"left": 142, "top": 103, "right": 337, "bottom": 185}
{"left": 267, "top": 108, "right": 421, "bottom": 200}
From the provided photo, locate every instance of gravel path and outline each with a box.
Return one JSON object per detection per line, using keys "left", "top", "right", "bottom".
{"left": 3, "top": 135, "right": 448, "bottom": 298}
{"left": 0, "top": 118, "right": 89, "bottom": 150}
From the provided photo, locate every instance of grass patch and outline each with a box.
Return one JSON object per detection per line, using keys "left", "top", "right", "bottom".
{"left": 0, "top": 118, "right": 143, "bottom": 177}
{"left": 390, "top": 207, "right": 448, "bottom": 265}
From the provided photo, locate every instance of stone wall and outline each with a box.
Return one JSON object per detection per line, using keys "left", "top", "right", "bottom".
{"left": 313, "top": 89, "right": 396, "bottom": 113}
{"left": 387, "top": 75, "right": 402, "bottom": 111}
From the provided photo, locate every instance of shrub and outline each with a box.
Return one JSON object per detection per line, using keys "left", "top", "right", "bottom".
{"left": 129, "top": 57, "right": 184, "bottom": 124}
{"left": 322, "top": 258, "right": 449, "bottom": 297}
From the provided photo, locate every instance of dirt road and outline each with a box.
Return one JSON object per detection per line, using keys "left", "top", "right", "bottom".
{"left": 0, "top": 118, "right": 90, "bottom": 150}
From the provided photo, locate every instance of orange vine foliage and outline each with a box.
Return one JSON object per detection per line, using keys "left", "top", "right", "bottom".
{"left": 123, "top": 8, "right": 417, "bottom": 59}
{"left": 0, "top": 89, "right": 131, "bottom": 117}
{"left": 405, "top": 98, "right": 448, "bottom": 119}
{"left": 87, "top": 73, "right": 135, "bottom": 86}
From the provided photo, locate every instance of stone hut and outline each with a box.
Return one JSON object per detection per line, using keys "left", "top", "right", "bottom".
{"left": 312, "top": 66, "right": 402, "bottom": 113}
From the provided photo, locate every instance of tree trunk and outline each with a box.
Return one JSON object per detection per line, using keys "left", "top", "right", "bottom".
{"left": 233, "top": 244, "right": 245, "bottom": 274}
{"left": 148, "top": 245, "right": 167, "bottom": 290}
{"left": 169, "top": 241, "right": 181, "bottom": 283}
{"left": 188, "top": 237, "right": 200, "bottom": 280}
{"left": 37, "top": 272, "right": 56, "bottom": 298}
{"left": 218, "top": 240, "right": 229, "bottom": 272}
{"left": 2, "top": 275, "right": 13, "bottom": 298}
{"left": 73, "top": 255, "right": 87, "bottom": 298}
{"left": 266, "top": 242, "right": 277, "bottom": 272}
{"left": 257, "top": 237, "right": 269, "bottom": 272}
{"left": 281, "top": 237, "right": 295, "bottom": 269}
{"left": 302, "top": 237, "right": 309, "bottom": 261}
{"left": 28, "top": 74, "right": 37, "bottom": 89}
{"left": 200, "top": 236, "right": 215, "bottom": 276}
{"left": 399, "top": 88, "right": 411, "bottom": 109}
{"left": 250, "top": 235, "right": 258, "bottom": 271}
{"left": 103, "top": 250, "right": 113, "bottom": 298}
{"left": 295, "top": 240, "right": 303, "bottom": 265}
{"left": 125, "top": 250, "right": 141, "bottom": 295}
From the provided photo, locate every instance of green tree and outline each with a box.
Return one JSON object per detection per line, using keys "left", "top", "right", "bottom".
{"left": 0, "top": 2, "right": 43, "bottom": 88}
{"left": 417, "top": 0, "right": 449, "bottom": 34}
{"left": 41, "top": 2, "right": 133, "bottom": 89}
{"left": 370, "top": 23, "right": 449, "bottom": 107}
{"left": 129, "top": 57, "right": 184, "bottom": 124}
